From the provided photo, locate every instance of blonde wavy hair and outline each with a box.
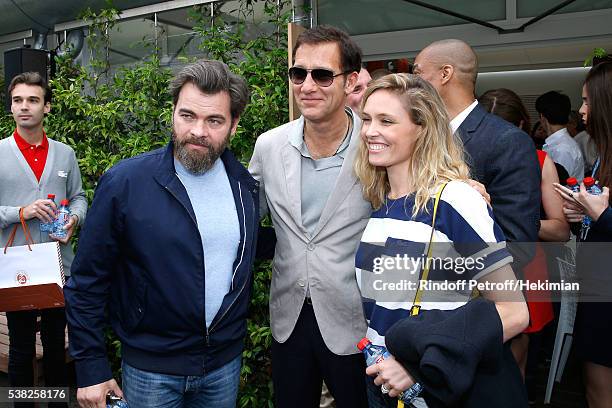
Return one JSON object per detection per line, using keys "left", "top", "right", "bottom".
{"left": 354, "top": 73, "right": 470, "bottom": 216}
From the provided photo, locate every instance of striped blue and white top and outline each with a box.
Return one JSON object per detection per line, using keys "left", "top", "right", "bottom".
{"left": 355, "top": 180, "right": 512, "bottom": 347}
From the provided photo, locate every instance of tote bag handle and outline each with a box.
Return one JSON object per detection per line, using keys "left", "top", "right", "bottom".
{"left": 4, "top": 208, "right": 35, "bottom": 254}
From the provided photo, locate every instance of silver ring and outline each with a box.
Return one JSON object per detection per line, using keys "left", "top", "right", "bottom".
{"left": 381, "top": 384, "right": 390, "bottom": 394}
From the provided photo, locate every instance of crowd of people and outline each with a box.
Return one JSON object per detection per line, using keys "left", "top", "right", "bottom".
{"left": 0, "top": 23, "right": 610, "bottom": 408}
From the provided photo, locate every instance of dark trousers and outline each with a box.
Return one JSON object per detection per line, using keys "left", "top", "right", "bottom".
{"left": 271, "top": 301, "right": 368, "bottom": 408}
{"left": 6, "top": 307, "right": 68, "bottom": 408}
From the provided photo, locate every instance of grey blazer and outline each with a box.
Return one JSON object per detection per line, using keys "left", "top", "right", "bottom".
{"left": 249, "top": 113, "right": 372, "bottom": 355}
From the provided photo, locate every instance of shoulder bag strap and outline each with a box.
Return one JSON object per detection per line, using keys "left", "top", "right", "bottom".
{"left": 410, "top": 182, "right": 448, "bottom": 317}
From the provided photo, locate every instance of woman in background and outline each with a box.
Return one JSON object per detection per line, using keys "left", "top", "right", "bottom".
{"left": 480, "top": 88, "right": 569, "bottom": 403}
{"left": 479, "top": 88, "right": 531, "bottom": 133}
{"left": 554, "top": 61, "right": 612, "bottom": 408}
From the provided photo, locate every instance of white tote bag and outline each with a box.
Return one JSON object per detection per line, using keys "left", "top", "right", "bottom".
{"left": 0, "top": 209, "right": 65, "bottom": 312}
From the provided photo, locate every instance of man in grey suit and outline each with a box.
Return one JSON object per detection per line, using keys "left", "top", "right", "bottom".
{"left": 249, "top": 26, "right": 371, "bottom": 407}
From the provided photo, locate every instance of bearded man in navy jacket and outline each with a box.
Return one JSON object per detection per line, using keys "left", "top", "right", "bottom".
{"left": 64, "top": 60, "right": 260, "bottom": 408}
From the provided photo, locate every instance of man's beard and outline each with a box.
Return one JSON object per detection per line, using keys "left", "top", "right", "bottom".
{"left": 172, "top": 132, "right": 230, "bottom": 174}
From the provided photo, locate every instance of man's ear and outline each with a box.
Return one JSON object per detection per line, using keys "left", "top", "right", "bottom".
{"left": 230, "top": 116, "right": 240, "bottom": 135}
{"left": 44, "top": 102, "right": 51, "bottom": 115}
{"left": 440, "top": 64, "right": 454, "bottom": 85}
{"left": 344, "top": 71, "right": 359, "bottom": 95}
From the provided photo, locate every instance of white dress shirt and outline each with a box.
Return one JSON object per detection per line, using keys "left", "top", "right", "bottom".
{"left": 574, "top": 130, "right": 597, "bottom": 172}
{"left": 450, "top": 100, "right": 479, "bottom": 133}
{"left": 543, "top": 127, "right": 585, "bottom": 180}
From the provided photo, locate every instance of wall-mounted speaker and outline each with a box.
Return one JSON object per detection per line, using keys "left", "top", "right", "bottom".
{"left": 4, "top": 47, "right": 52, "bottom": 112}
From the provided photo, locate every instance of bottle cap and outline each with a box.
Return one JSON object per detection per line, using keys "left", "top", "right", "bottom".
{"left": 566, "top": 177, "right": 578, "bottom": 186}
{"left": 60, "top": 199, "right": 70, "bottom": 206}
{"left": 47, "top": 194, "right": 56, "bottom": 199}
{"left": 357, "top": 337, "right": 371, "bottom": 351}
{"left": 583, "top": 177, "right": 596, "bottom": 187}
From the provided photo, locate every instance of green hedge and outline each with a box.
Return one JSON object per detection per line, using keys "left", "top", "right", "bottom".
{"left": 0, "top": 2, "right": 289, "bottom": 406}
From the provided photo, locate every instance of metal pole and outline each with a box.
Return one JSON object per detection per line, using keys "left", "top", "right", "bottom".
{"left": 310, "top": 0, "right": 317, "bottom": 27}
{"left": 154, "top": 12, "right": 159, "bottom": 55}
{"left": 276, "top": 0, "right": 281, "bottom": 45}
{"left": 105, "top": 25, "right": 109, "bottom": 68}
{"left": 402, "top": 0, "right": 577, "bottom": 34}
{"left": 292, "top": 0, "right": 310, "bottom": 26}
{"left": 517, "top": 0, "right": 577, "bottom": 31}
{"left": 401, "top": 0, "right": 503, "bottom": 32}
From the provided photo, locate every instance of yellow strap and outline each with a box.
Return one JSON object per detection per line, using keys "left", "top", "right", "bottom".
{"left": 410, "top": 183, "right": 448, "bottom": 317}
{"left": 401, "top": 184, "right": 448, "bottom": 408}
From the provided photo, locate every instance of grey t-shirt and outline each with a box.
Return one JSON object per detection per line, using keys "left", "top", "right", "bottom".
{"left": 175, "top": 158, "right": 240, "bottom": 328}
{"left": 289, "top": 108, "right": 354, "bottom": 236}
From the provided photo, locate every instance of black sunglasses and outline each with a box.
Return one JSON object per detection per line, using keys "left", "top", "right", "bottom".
{"left": 288, "top": 67, "right": 349, "bottom": 87}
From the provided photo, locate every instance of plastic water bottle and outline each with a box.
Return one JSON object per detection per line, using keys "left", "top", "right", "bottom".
{"left": 566, "top": 177, "right": 580, "bottom": 193}
{"left": 584, "top": 177, "right": 603, "bottom": 195}
{"left": 357, "top": 337, "right": 424, "bottom": 404}
{"left": 40, "top": 194, "right": 56, "bottom": 232}
{"left": 107, "top": 392, "right": 129, "bottom": 408}
{"left": 358, "top": 337, "right": 391, "bottom": 365}
{"left": 51, "top": 199, "right": 71, "bottom": 239}
{"left": 581, "top": 177, "right": 603, "bottom": 240}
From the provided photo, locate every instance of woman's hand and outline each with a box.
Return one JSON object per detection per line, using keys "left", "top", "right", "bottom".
{"left": 553, "top": 183, "right": 610, "bottom": 222}
{"left": 366, "top": 355, "right": 415, "bottom": 398}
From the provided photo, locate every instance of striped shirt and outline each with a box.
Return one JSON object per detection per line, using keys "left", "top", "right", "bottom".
{"left": 355, "top": 180, "right": 512, "bottom": 347}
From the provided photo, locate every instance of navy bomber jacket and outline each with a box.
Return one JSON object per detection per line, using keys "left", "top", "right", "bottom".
{"left": 64, "top": 143, "right": 259, "bottom": 387}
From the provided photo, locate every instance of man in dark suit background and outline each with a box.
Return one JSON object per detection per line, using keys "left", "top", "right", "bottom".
{"left": 413, "top": 39, "right": 540, "bottom": 269}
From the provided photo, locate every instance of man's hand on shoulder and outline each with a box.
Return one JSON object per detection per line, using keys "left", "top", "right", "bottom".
{"left": 77, "top": 378, "right": 123, "bottom": 408}
{"left": 467, "top": 179, "right": 491, "bottom": 206}
{"left": 22, "top": 199, "right": 57, "bottom": 223}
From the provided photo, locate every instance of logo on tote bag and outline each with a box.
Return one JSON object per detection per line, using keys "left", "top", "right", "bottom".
{"left": 15, "top": 271, "right": 29, "bottom": 285}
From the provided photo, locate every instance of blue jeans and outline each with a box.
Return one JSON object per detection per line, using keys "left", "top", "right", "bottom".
{"left": 121, "top": 355, "right": 242, "bottom": 408}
